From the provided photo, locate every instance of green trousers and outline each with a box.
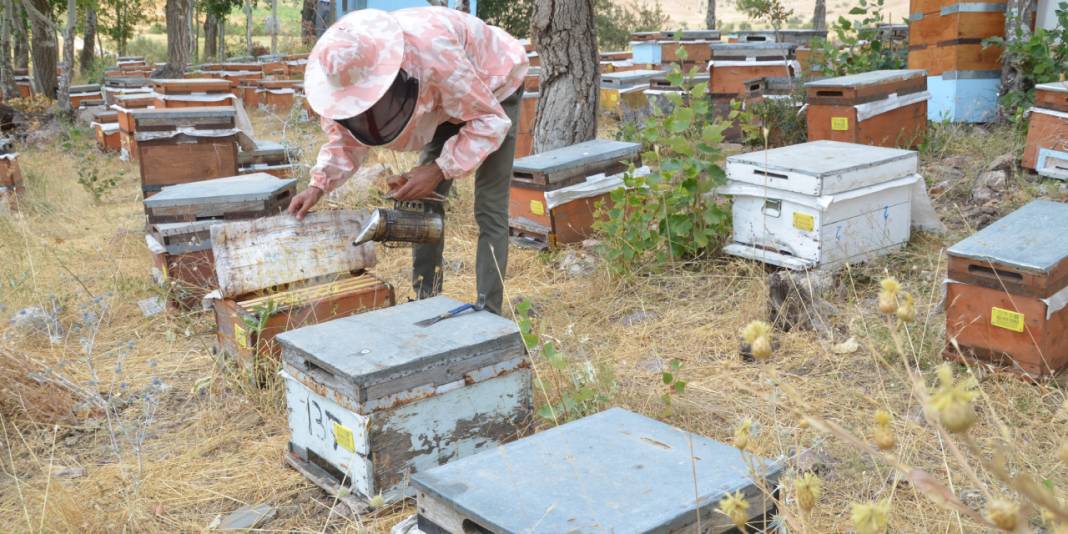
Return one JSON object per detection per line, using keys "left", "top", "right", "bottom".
{"left": 413, "top": 89, "right": 521, "bottom": 315}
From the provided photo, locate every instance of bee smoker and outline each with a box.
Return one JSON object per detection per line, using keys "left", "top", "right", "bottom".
{"left": 352, "top": 198, "right": 445, "bottom": 248}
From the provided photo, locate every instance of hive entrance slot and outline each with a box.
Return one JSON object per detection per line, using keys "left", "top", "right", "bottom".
{"left": 753, "top": 169, "right": 788, "bottom": 180}
{"left": 462, "top": 519, "right": 493, "bottom": 534}
{"left": 967, "top": 264, "right": 1023, "bottom": 282}
{"left": 816, "top": 90, "right": 844, "bottom": 97}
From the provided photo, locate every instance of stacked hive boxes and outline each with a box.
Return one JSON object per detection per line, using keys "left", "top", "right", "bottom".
{"left": 1023, "top": 82, "right": 1068, "bottom": 177}
{"left": 69, "top": 84, "right": 103, "bottom": 109}
{"left": 599, "top": 69, "right": 662, "bottom": 119}
{"left": 805, "top": 70, "right": 929, "bottom": 148}
{"left": 630, "top": 30, "right": 719, "bottom": 71}
{"left": 113, "top": 92, "right": 157, "bottom": 161}
{"left": 152, "top": 78, "right": 237, "bottom": 109}
{"left": 509, "top": 139, "right": 641, "bottom": 248}
{"left": 709, "top": 42, "right": 798, "bottom": 140}
{"left": 945, "top": 200, "right": 1068, "bottom": 378}
{"left": 907, "top": 0, "right": 1005, "bottom": 122}
{"left": 130, "top": 107, "right": 242, "bottom": 198}
{"left": 279, "top": 295, "right": 530, "bottom": 505}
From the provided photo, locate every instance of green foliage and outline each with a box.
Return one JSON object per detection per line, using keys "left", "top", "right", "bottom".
{"left": 98, "top": 0, "right": 149, "bottom": 54}
{"left": 660, "top": 358, "right": 686, "bottom": 406}
{"left": 478, "top": 0, "right": 534, "bottom": 39}
{"left": 596, "top": 54, "right": 732, "bottom": 274}
{"left": 986, "top": 3, "right": 1068, "bottom": 130}
{"left": 735, "top": 0, "right": 795, "bottom": 30}
{"left": 516, "top": 299, "right": 614, "bottom": 423}
{"left": 125, "top": 36, "right": 168, "bottom": 64}
{"left": 594, "top": 0, "right": 671, "bottom": 50}
{"left": 812, "top": 0, "right": 905, "bottom": 76}
{"left": 735, "top": 84, "right": 809, "bottom": 148}
{"left": 64, "top": 127, "right": 122, "bottom": 203}
{"left": 83, "top": 55, "right": 116, "bottom": 85}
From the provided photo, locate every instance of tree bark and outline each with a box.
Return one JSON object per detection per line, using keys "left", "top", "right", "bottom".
{"left": 204, "top": 14, "right": 218, "bottom": 61}
{"left": 57, "top": 0, "right": 75, "bottom": 115}
{"left": 705, "top": 0, "right": 715, "bottom": 29}
{"left": 165, "top": 0, "right": 192, "bottom": 72}
{"left": 301, "top": 0, "right": 315, "bottom": 46}
{"left": 244, "top": 0, "right": 253, "bottom": 55}
{"left": 26, "top": 0, "right": 58, "bottom": 97}
{"left": 13, "top": 5, "right": 29, "bottom": 69}
{"left": 270, "top": 0, "right": 278, "bottom": 54}
{"left": 79, "top": 6, "right": 96, "bottom": 75}
{"left": 218, "top": 14, "right": 226, "bottom": 60}
{"left": 191, "top": 3, "right": 199, "bottom": 62}
{"left": 531, "top": 0, "right": 598, "bottom": 154}
{"left": 812, "top": 0, "right": 826, "bottom": 31}
{"left": 1, "top": 0, "right": 17, "bottom": 99}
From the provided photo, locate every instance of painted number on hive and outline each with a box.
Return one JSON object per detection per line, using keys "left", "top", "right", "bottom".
{"left": 831, "top": 117, "right": 849, "bottom": 131}
{"left": 793, "top": 212, "right": 815, "bottom": 232}
{"left": 990, "top": 307, "right": 1025, "bottom": 333}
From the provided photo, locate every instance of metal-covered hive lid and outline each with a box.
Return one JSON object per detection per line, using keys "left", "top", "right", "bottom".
{"left": 277, "top": 296, "right": 524, "bottom": 399}
{"left": 144, "top": 173, "right": 295, "bottom": 208}
{"left": 947, "top": 199, "right": 1068, "bottom": 274}
{"left": 1036, "top": 81, "right": 1068, "bottom": 93}
{"left": 512, "top": 139, "right": 641, "bottom": 175}
{"left": 804, "top": 69, "right": 926, "bottom": 88}
{"left": 411, "top": 407, "right": 783, "bottom": 533}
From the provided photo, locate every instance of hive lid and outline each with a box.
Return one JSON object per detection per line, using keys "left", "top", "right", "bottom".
{"left": 804, "top": 69, "right": 925, "bottom": 88}
{"left": 947, "top": 200, "right": 1068, "bottom": 274}
{"left": 513, "top": 139, "right": 641, "bottom": 176}
{"left": 411, "top": 407, "right": 783, "bottom": 533}
{"left": 144, "top": 173, "right": 295, "bottom": 209}
{"left": 277, "top": 296, "right": 523, "bottom": 400}
{"left": 1036, "top": 81, "right": 1068, "bottom": 93}
{"left": 712, "top": 42, "right": 796, "bottom": 51}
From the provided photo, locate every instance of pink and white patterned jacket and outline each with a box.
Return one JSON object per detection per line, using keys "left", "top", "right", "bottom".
{"left": 309, "top": 7, "right": 529, "bottom": 192}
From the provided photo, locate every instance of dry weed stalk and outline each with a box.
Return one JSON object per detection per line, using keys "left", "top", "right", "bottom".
{"left": 0, "top": 346, "right": 104, "bottom": 423}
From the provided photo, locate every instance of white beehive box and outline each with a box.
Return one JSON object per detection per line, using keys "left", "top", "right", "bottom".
{"left": 277, "top": 296, "right": 532, "bottom": 505}
{"left": 721, "top": 140, "right": 920, "bottom": 270}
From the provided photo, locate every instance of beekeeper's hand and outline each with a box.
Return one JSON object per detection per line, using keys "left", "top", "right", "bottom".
{"left": 392, "top": 163, "right": 444, "bottom": 201}
{"left": 287, "top": 186, "right": 324, "bottom": 220}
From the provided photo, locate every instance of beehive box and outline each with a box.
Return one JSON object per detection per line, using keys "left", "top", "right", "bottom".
{"left": 1023, "top": 82, "right": 1068, "bottom": 171}
{"left": 102, "top": 77, "right": 151, "bottom": 106}
{"left": 208, "top": 210, "right": 388, "bottom": 375}
{"left": 145, "top": 225, "right": 218, "bottom": 310}
{"left": 509, "top": 140, "right": 641, "bottom": 247}
{"left": 907, "top": 41, "right": 1002, "bottom": 75}
{"left": 599, "top": 69, "right": 661, "bottom": 115}
{"left": 908, "top": 3, "right": 1005, "bottom": 45}
{"left": 805, "top": 70, "right": 929, "bottom": 148}
{"left": 924, "top": 70, "right": 1001, "bottom": 123}
{"left": 629, "top": 40, "right": 663, "bottom": 65}
{"left": 143, "top": 173, "right": 295, "bottom": 223}
{"left": 69, "top": 84, "right": 103, "bottom": 109}
{"left": 515, "top": 92, "right": 538, "bottom": 159}
{"left": 131, "top": 107, "right": 241, "bottom": 195}
{"left": 0, "top": 153, "right": 23, "bottom": 189}
{"left": 945, "top": 199, "right": 1068, "bottom": 378}
{"left": 94, "top": 122, "right": 121, "bottom": 152}
{"left": 237, "top": 140, "right": 301, "bottom": 177}
{"left": 709, "top": 43, "right": 798, "bottom": 96}
{"left": 15, "top": 77, "right": 32, "bottom": 98}
{"left": 279, "top": 295, "right": 532, "bottom": 506}
{"left": 412, "top": 407, "right": 783, "bottom": 534}
{"left": 152, "top": 78, "right": 237, "bottom": 108}
{"left": 721, "top": 140, "right": 920, "bottom": 270}
{"left": 660, "top": 40, "right": 714, "bottom": 64}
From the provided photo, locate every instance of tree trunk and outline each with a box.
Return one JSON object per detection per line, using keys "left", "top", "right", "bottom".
{"left": 27, "top": 0, "right": 58, "bottom": 97}
{"left": 218, "top": 15, "right": 226, "bottom": 60}
{"left": 79, "top": 6, "right": 96, "bottom": 75}
{"left": 204, "top": 14, "right": 218, "bottom": 61}
{"left": 705, "top": 0, "right": 715, "bottom": 29}
{"left": 301, "top": 0, "right": 315, "bottom": 46}
{"left": 57, "top": 0, "right": 75, "bottom": 115}
{"left": 191, "top": 3, "right": 198, "bottom": 62}
{"left": 1001, "top": 0, "right": 1037, "bottom": 98}
{"left": 0, "top": 0, "right": 17, "bottom": 99}
{"left": 115, "top": 0, "right": 125, "bottom": 55}
{"left": 13, "top": 5, "right": 29, "bottom": 69}
{"left": 244, "top": 0, "right": 253, "bottom": 55}
{"left": 531, "top": 0, "right": 598, "bottom": 153}
{"left": 812, "top": 0, "right": 827, "bottom": 31}
{"left": 270, "top": 0, "right": 278, "bottom": 54}
{"left": 165, "top": 0, "right": 192, "bottom": 72}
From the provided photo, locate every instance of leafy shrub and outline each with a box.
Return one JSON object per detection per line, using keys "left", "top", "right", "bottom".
{"left": 62, "top": 127, "right": 122, "bottom": 203}
{"left": 986, "top": 3, "right": 1068, "bottom": 129}
{"left": 812, "top": 0, "right": 905, "bottom": 76}
{"left": 736, "top": 83, "right": 808, "bottom": 148}
{"left": 83, "top": 55, "right": 117, "bottom": 85}
{"left": 736, "top": 0, "right": 795, "bottom": 30}
{"left": 125, "top": 37, "right": 168, "bottom": 65}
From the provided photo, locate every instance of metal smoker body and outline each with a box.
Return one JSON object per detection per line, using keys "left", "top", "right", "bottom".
{"left": 353, "top": 198, "right": 445, "bottom": 248}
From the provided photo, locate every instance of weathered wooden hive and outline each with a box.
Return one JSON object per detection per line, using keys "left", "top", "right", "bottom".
{"left": 91, "top": 110, "right": 121, "bottom": 152}
{"left": 102, "top": 76, "right": 151, "bottom": 106}
{"left": 599, "top": 69, "right": 662, "bottom": 117}
{"left": 0, "top": 152, "right": 24, "bottom": 209}
{"left": 1022, "top": 81, "right": 1068, "bottom": 176}
{"left": 721, "top": 140, "right": 920, "bottom": 270}
{"left": 805, "top": 70, "right": 929, "bottom": 148}
{"left": 411, "top": 407, "right": 783, "bottom": 534}
{"left": 509, "top": 139, "right": 641, "bottom": 248}
{"left": 146, "top": 221, "right": 218, "bottom": 310}
{"left": 945, "top": 199, "right": 1068, "bottom": 378}
{"left": 142, "top": 172, "right": 295, "bottom": 224}
{"left": 255, "top": 80, "right": 303, "bottom": 112}
{"left": 629, "top": 29, "right": 719, "bottom": 68}
{"left": 278, "top": 295, "right": 532, "bottom": 506}
{"left": 69, "top": 84, "right": 103, "bottom": 109}
{"left": 708, "top": 43, "right": 798, "bottom": 96}
{"left": 113, "top": 92, "right": 157, "bottom": 161}
{"left": 208, "top": 211, "right": 393, "bottom": 376}
{"left": 130, "top": 106, "right": 241, "bottom": 196}
{"left": 237, "top": 140, "right": 302, "bottom": 178}
{"left": 515, "top": 91, "right": 538, "bottom": 159}
{"left": 728, "top": 29, "right": 827, "bottom": 46}
{"left": 151, "top": 78, "right": 236, "bottom": 108}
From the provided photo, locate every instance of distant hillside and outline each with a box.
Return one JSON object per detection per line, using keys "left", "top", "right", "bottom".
{"left": 633, "top": 0, "right": 911, "bottom": 30}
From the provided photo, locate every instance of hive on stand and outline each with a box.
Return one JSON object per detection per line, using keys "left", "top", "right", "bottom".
{"left": 207, "top": 211, "right": 392, "bottom": 379}
{"left": 151, "top": 78, "right": 237, "bottom": 109}
{"left": 708, "top": 43, "right": 798, "bottom": 96}
{"left": 599, "top": 69, "right": 661, "bottom": 118}
{"left": 945, "top": 200, "right": 1068, "bottom": 378}
{"left": 131, "top": 107, "right": 243, "bottom": 197}
{"left": 91, "top": 110, "right": 121, "bottom": 152}
{"left": 720, "top": 140, "right": 923, "bottom": 270}
{"left": 509, "top": 139, "right": 641, "bottom": 248}
{"left": 237, "top": 140, "right": 302, "bottom": 178}
{"left": 14, "top": 76, "right": 32, "bottom": 98}
{"left": 805, "top": 70, "right": 929, "bottom": 148}
{"left": 1023, "top": 82, "right": 1068, "bottom": 177}
{"left": 279, "top": 295, "right": 532, "bottom": 508}
{"left": 113, "top": 92, "right": 158, "bottom": 161}
{"left": 411, "top": 408, "right": 783, "bottom": 534}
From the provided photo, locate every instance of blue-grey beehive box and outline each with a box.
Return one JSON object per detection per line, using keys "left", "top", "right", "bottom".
{"left": 143, "top": 172, "right": 296, "bottom": 223}
{"left": 277, "top": 296, "right": 532, "bottom": 504}
{"left": 411, "top": 407, "right": 784, "bottom": 533}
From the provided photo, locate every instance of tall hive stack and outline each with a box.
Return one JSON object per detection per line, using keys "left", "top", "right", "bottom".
{"left": 279, "top": 295, "right": 532, "bottom": 507}
{"left": 208, "top": 210, "right": 394, "bottom": 378}
{"left": 411, "top": 408, "right": 783, "bottom": 533}
{"left": 907, "top": 0, "right": 1005, "bottom": 122}
{"left": 805, "top": 70, "right": 929, "bottom": 148}
{"left": 1023, "top": 81, "right": 1068, "bottom": 177}
{"left": 152, "top": 78, "right": 237, "bottom": 109}
{"left": 131, "top": 107, "right": 241, "bottom": 198}
{"left": 945, "top": 200, "right": 1068, "bottom": 378}
{"left": 708, "top": 42, "right": 798, "bottom": 140}
{"left": 720, "top": 140, "right": 921, "bottom": 270}
{"left": 629, "top": 30, "right": 719, "bottom": 71}
{"left": 509, "top": 139, "right": 641, "bottom": 248}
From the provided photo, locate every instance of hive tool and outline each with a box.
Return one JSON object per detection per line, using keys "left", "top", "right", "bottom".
{"left": 414, "top": 295, "right": 486, "bottom": 327}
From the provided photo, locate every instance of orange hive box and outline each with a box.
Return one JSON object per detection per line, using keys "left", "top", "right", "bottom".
{"left": 152, "top": 78, "right": 236, "bottom": 108}
{"left": 708, "top": 43, "right": 798, "bottom": 96}
{"left": 1023, "top": 81, "right": 1068, "bottom": 173}
{"left": 805, "top": 70, "right": 928, "bottom": 148}
{"left": 92, "top": 110, "right": 121, "bottom": 152}
{"left": 130, "top": 107, "right": 241, "bottom": 197}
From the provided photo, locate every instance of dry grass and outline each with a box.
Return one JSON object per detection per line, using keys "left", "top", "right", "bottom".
{"left": 0, "top": 106, "right": 1065, "bottom": 533}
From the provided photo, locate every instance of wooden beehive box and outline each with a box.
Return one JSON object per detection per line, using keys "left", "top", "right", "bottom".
{"left": 237, "top": 140, "right": 301, "bottom": 176}
{"left": 69, "top": 84, "right": 103, "bottom": 109}
{"left": 93, "top": 121, "right": 121, "bottom": 152}
{"left": 907, "top": 42, "right": 1002, "bottom": 75}
{"left": 600, "top": 50, "right": 633, "bottom": 62}
{"left": 146, "top": 223, "right": 218, "bottom": 309}
{"left": 945, "top": 199, "right": 1068, "bottom": 378}
{"left": 208, "top": 210, "right": 391, "bottom": 375}
{"left": 908, "top": 3, "right": 1005, "bottom": 45}
{"left": 805, "top": 70, "right": 929, "bottom": 148}
{"left": 660, "top": 40, "right": 713, "bottom": 64}
{"left": 1023, "top": 82, "right": 1068, "bottom": 171}
{"left": 102, "top": 77, "right": 151, "bottom": 106}
{"left": 509, "top": 139, "right": 641, "bottom": 247}
{"left": 132, "top": 107, "right": 240, "bottom": 196}
{"left": 709, "top": 43, "right": 798, "bottom": 96}
{"left": 721, "top": 140, "right": 919, "bottom": 270}
{"left": 600, "top": 69, "right": 661, "bottom": 115}
{"left": 279, "top": 295, "right": 531, "bottom": 506}
{"left": 412, "top": 407, "right": 783, "bottom": 534}
{"left": 515, "top": 92, "right": 538, "bottom": 159}
{"left": 152, "top": 78, "right": 236, "bottom": 108}
{"left": 143, "top": 173, "right": 295, "bottom": 223}
{"left": 14, "top": 77, "right": 32, "bottom": 98}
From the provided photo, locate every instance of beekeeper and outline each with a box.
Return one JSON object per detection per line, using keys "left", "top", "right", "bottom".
{"left": 288, "top": 7, "right": 528, "bottom": 315}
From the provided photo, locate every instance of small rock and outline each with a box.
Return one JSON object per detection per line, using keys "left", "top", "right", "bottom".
{"left": 959, "top": 488, "right": 986, "bottom": 511}
{"left": 928, "top": 180, "right": 951, "bottom": 195}
{"left": 618, "top": 309, "right": 657, "bottom": 327}
{"left": 971, "top": 170, "right": 1007, "bottom": 201}
{"left": 987, "top": 153, "right": 1015, "bottom": 173}
{"left": 50, "top": 465, "right": 85, "bottom": 479}
{"left": 390, "top": 515, "right": 420, "bottom": 534}
{"left": 636, "top": 355, "right": 664, "bottom": 372}
{"left": 830, "top": 337, "right": 860, "bottom": 354}
{"left": 557, "top": 249, "right": 597, "bottom": 277}
{"left": 790, "top": 448, "right": 836, "bottom": 478}
{"left": 581, "top": 239, "right": 601, "bottom": 250}
{"left": 215, "top": 503, "right": 276, "bottom": 530}
{"left": 927, "top": 164, "right": 965, "bottom": 185}
{"left": 138, "top": 297, "right": 165, "bottom": 318}
{"left": 942, "top": 155, "right": 970, "bottom": 170}
{"left": 445, "top": 259, "right": 465, "bottom": 274}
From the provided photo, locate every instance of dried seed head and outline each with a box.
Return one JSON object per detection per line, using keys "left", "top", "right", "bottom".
{"left": 751, "top": 335, "right": 773, "bottom": 360}
{"left": 851, "top": 500, "right": 890, "bottom": 534}
{"left": 880, "top": 277, "right": 901, "bottom": 295}
{"left": 873, "top": 426, "right": 896, "bottom": 451}
{"left": 877, "top": 278, "right": 902, "bottom": 314}
{"left": 896, "top": 292, "right": 916, "bottom": 322}
{"left": 928, "top": 365, "right": 979, "bottom": 434}
{"left": 717, "top": 490, "right": 751, "bottom": 529}
{"left": 742, "top": 320, "right": 772, "bottom": 344}
{"left": 733, "top": 419, "right": 752, "bottom": 451}
{"left": 794, "top": 472, "right": 821, "bottom": 512}
{"left": 873, "top": 409, "right": 892, "bottom": 427}
{"left": 986, "top": 499, "right": 1020, "bottom": 531}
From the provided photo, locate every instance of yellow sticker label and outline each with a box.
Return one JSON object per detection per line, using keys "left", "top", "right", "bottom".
{"left": 332, "top": 422, "right": 356, "bottom": 452}
{"left": 234, "top": 323, "right": 250, "bottom": 350}
{"left": 990, "top": 307, "right": 1025, "bottom": 333}
{"left": 159, "top": 262, "right": 169, "bottom": 282}
{"left": 831, "top": 117, "right": 850, "bottom": 131}
{"left": 793, "top": 212, "right": 815, "bottom": 232}
{"left": 530, "top": 200, "right": 545, "bottom": 216}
